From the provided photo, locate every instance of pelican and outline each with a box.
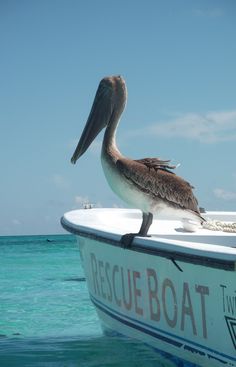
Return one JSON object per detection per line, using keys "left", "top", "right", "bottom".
{"left": 71, "top": 76, "right": 203, "bottom": 247}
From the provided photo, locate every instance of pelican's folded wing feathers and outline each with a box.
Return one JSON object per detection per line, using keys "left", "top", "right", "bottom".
{"left": 135, "top": 157, "right": 176, "bottom": 173}
{"left": 116, "top": 157, "right": 200, "bottom": 214}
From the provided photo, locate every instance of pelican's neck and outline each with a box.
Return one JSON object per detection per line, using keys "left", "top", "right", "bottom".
{"left": 102, "top": 112, "right": 123, "bottom": 162}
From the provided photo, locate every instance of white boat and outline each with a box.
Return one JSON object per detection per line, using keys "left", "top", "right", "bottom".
{"left": 61, "top": 208, "right": 236, "bottom": 367}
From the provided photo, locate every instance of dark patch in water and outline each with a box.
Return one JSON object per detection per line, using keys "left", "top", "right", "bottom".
{"left": 45, "top": 277, "right": 86, "bottom": 282}
{"left": 63, "top": 277, "right": 86, "bottom": 282}
{"left": 0, "top": 333, "right": 21, "bottom": 338}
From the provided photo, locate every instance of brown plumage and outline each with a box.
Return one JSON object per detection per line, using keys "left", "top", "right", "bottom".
{"left": 116, "top": 157, "right": 200, "bottom": 215}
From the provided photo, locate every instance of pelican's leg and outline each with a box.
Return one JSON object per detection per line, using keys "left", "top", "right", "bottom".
{"left": 138, "top": 212, "right": 153, "bottom": 236}
{"left": 121, "top": 212, "right": 153, "bottom": 248}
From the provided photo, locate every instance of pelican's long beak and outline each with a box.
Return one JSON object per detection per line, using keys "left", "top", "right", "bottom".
{"left": 71, "top": 80, "right": 113, "bottom": 164}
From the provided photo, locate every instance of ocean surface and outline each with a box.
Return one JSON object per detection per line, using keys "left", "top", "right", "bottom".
{"left": 0, "top": 235, "right": 193, "bottom": 367}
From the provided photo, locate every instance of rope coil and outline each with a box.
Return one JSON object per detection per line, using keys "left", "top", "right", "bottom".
{"left": 203, "top": 220, "right": 236, "bottom": 233}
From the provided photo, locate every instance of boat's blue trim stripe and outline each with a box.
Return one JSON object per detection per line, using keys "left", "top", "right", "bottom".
{"left": 92, "top": 295, "right": 182, "bottom": 348}
{"left": 90, "top": 294, "right": 236, "bottom": 364}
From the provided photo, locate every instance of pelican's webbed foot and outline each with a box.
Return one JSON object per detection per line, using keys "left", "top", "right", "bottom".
{"left": 121, "top": 233, "right": 138, "bottom": 248}
{"left": 120, "top": 212, "right": 153, "bottom": 249}
{"left": 121, "top": 232, "right": 151, "bottom": 248}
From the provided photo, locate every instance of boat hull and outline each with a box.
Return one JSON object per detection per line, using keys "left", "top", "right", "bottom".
{"left": 77, "top": 236, "right": 235, "bottom": 366}
{"left": 61, "top": 209, "right": 236, "bottom": 366}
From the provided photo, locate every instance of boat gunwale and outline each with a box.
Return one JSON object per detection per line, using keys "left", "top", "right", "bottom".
{"left": 61, "top": 216, "right": 236, "bottom": 271}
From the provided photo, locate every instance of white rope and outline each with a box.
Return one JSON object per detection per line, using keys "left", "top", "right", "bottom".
{"left": 203, "top": 220, "right": 236, "bottom": 233}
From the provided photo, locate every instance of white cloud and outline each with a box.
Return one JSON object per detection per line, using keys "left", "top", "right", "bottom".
{"left": 47, "top": 199, "right": 65, "bottom": 207}
{"left": 44, "top": 215, "right": 51, "bottom": 222}
{"left": 193, "top": 8, "right": 224, "bottom": 18}
{"left": 146, "top": 110, "right": 236, "bottom": 143}
{"left": 51, "top": 174, "right": 70, "bottom": 189}
{"left": 74, "top": 196, "right": 103, "bottom": 209}
{"left": 12, "top": 219, "right": 21, "bottom": 225}
{"left": 112, "top": 203, "right": 123, "bottom": 208}
{"left": 75, "top": 195, "right": 89, "bottom": 205}
{"left": 213, "top": 188, "right": 236, "bottom": 201}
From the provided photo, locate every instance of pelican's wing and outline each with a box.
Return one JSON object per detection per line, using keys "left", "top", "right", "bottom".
{"left": 135, "top": 157, "right": 176, "bottom": 174}
{"left": 116, "top": 157, "right": 200, "bottom": 214}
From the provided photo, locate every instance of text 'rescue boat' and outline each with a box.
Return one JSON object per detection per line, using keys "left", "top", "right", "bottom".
{"left": 61, "top": 208, "right": 236, "bottom": 367}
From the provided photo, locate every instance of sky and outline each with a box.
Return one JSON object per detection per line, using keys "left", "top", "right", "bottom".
{"left": 1, "top": 0, "right": 236, "bottom": 235}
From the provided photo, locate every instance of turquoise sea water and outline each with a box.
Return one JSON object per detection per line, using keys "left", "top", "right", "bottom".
{"left": 0, "top": 235, "right": 192, "bottom": 367}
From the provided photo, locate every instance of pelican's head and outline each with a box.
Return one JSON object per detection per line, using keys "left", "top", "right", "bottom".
{"left": 71, "top": 75, "right": 127, "bottom": 164}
